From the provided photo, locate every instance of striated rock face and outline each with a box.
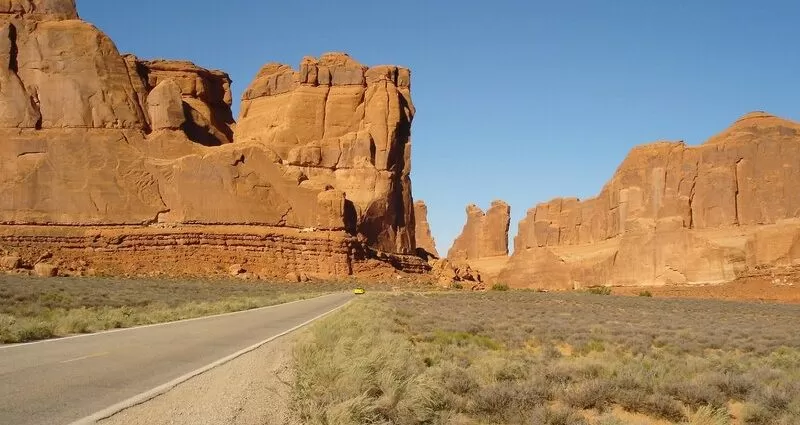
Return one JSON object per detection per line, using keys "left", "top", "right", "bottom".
{"left": 235, "top": 52, "right": 416, "bottom": 254}
{"left": 0, "top": 4, "right": 422, "bottom": 279}
{"left": 413, "top": 200, "right": 439, "bottom": 257}
{"left": 448, "top": 201, "right": 511, "bottom": 261}
{"left": 500, "top": 112, "right": 800, "bottom": 290}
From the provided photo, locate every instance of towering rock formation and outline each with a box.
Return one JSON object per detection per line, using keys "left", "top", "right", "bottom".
{"left": 447, "top": 201, "right": 511, "bottom": 281}
{"left": 235, "top": 53, "right": 416, "bottom": 254}
{"left": 500, "top": 112, "right": 800, "bottom": 289}
{"left": 0, "top": 1, "right": 425, "bottom": 278}
{"left": 448, "top": 201, "right": 511, "bottom": 260}
{"left": 413, "top": 200, "right": 439, "bottom": 257}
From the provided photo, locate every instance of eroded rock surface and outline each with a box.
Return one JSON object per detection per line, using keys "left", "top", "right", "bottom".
{"left": 448, "top": 201, "right": 510, "bottom": 260}
{"left": 236, "top": 52, "right": 416, "bottom": 254}
{"left": 500, "top": 112, "right": 800, "bottom": 289}
{"left": 0, "top": 4, "right": 421, "bottom": 279}
{"left": 414, "top": 200, "right": 439, "bottom": 257}
{"left": 446, "top": 201, "right": 510, "bottom": 282}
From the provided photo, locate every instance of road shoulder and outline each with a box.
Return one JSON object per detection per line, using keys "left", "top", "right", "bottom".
{"left": 99, "top": 334, "right": 300, "bottom": 425}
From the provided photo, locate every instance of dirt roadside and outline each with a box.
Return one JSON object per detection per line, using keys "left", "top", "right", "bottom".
{"left": 99, "top": 335, "right": 300, "bottom": 425}
{"left": 613, "top": 276, "right": 800, "bottom": 303}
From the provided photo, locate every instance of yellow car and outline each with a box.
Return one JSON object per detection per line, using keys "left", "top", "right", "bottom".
{"left": 353, "top": 288, "right": 366, "bottom": 295}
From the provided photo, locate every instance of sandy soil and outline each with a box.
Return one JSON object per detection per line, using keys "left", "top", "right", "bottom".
{"left": 100, "top": 335, "right": 299, "bottom": 425}
{"left": 614, "top": 276, "right": 800, "bottom": 304}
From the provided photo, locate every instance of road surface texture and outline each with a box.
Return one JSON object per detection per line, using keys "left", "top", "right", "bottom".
{"left": 0, "top": 293, "right": 352, "bottom": 425}
{"left": 101, "top": 333, "right": 300, "bottom": 425}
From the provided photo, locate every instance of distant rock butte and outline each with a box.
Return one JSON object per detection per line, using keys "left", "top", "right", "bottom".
{"left": 447, "top": 201, "right": 511, "bottom": 282}
{"left": 414, "top": 200, "right": 439, "bottom": 258}
{"left": 0, "top": 1, "right": 427, "bottom": 279}
{"left": 500, "top": 112, "right": 800, "bottom": 290}
{"left": 449, "top": 201, "right": 511, "bottom": 260}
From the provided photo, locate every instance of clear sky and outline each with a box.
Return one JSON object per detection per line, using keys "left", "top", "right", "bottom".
{"left": 80, "top": 0, "right": 800, "bottom": 254}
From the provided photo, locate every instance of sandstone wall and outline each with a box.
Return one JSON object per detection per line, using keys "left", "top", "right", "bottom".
{"left": 0, "top": 1, "right": 424, "bottom": 279}
{"left": 500, "top": 112, "right": 800, "bottom": 289}
{"left": 125, "top": 56, "right": 235, "bottom": 145}
{"left": 448, "top": 200, "right": 511, "bottom": 260}
{"left": 446, "top": 201, "right": 510, "bottom": 282}
{"left": 413, "top": 200, "right": 439, "bottom": 257}
{"left": 235, "top": 53, "right": 416, "bottom": 254}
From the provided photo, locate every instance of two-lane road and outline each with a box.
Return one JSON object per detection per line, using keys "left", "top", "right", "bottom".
{"left": 0, "top": 293, "right": 353, "bottom": 425}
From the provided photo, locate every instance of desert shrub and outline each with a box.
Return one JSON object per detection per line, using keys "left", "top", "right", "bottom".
{"left": 292, "top": 292, "right": 800, "bottom": 425}
{"left": 490, "top": 283, "right": 510, "bottom": 291}
{"left": 562, "top": 378, "right": 614, "bottom": 410}
{"left": 450, "top": 282, "right": 464, "bottom": 290}
{"left": 0, "top": 275, "right": 341, "bottom": 343}
{"left": 663, "top": 381, "right": 727, "bottom": 409}
{"left": 741, "top": 403, "right": 775, "bottom": 425}
{"left": 615, "top": 390, "right": 686, "bottom": 422}
{"left": 639, "top": 290, "right": 653, "bottom": 297}
{"left": 438, "top": 366, "right": 477, "bottom": 395}
{"left": 584, "top": 286, "right": 612, "bottom": 295}
{"left": 685, "top": 405, "right": 730, "bottom": 425}
{"left": 704, "top": 371, "right": 756, "bottom": 399}
{"left": 14, "top": 321, "right": 55, "bottom": 343}
{"left": 293, "top": 302, "right": 445, "bottom": 424}
{"left": 529, "top": 406, "right": 587, "bottom": 425}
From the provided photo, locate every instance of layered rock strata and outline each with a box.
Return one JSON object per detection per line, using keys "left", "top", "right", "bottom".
{"left": 500, "top": 112, "right": 800, "bottom": 289}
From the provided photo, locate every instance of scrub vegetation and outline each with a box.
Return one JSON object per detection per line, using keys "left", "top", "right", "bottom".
{"left": 293, "top": 292, "right": 800, "bottom": 424}
{"left": 0, "top": 275, "right": 348, "bottom": 343}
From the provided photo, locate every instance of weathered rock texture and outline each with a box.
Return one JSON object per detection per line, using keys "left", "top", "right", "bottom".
{"left": 448, "top": 201, "right": 511, "bottom": 261}
{"left": 447, "top": 201, "right": 511, "bottom": 282}
{"left": 126, "top": 56, "right": 235, "bottom": 146}
{"left": 0, "top": 2, "right": 425, "bottom": 278}
{"left": 236, "top": 52, "right": 416, "bottom": 254}
{"left": 414, "top": 200, "right": 439, "bottom": 257}
{"left": 500, "top": 112, "right": 800, "bottom": 290}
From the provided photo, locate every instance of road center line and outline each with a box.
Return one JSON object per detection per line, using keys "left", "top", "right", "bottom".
{"left": 61, "top": 352, "right": 110, "bottom": 364}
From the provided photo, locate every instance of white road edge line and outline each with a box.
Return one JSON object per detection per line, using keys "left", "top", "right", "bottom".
{"left": 0, "top": 292, "right": 342, "bottom": 350}
{"left": 68, "top": 296, "right": 353, "bottom": 425}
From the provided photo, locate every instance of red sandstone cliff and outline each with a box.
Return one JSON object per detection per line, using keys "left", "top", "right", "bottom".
{"left": 0, "top": 0, "right": 424, "bottom": 278}
{"left": 447, "top": 201, "right": 511, "bottom": 281}
{"left": 413, "top": 200, "right": 439, "bottom": 258}
{"left": 500, "top": 112, "right": 800, "bottom": 289}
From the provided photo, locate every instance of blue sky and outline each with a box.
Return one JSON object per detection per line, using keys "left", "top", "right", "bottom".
{"left": 80, "top": 0, "right": 800, "bottom": 254}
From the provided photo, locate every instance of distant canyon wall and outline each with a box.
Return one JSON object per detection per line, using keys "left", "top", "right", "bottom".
{"left": 498, "top": 112, "right": 800, "bottom": 289}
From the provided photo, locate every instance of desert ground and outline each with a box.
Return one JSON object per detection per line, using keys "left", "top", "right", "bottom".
{"left": 291, "top": 291, "right": 800, "bottom": 425}
{"left": 0, "top": 275, "right": 348, "bottom": 343}
{"left": 3, "top": 276, "right": 800, "bottom": 425}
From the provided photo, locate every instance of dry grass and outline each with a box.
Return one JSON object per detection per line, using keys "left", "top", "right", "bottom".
{"left": 293, "top": 292, "right": 800, "bottom": 424}
{"left": 0, "top": 275, "right": 351, "bottom": 343}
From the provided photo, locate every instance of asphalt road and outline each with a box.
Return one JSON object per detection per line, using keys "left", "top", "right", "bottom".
{"left": 0, "top": 292, "right": 352, "bottom": 425}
